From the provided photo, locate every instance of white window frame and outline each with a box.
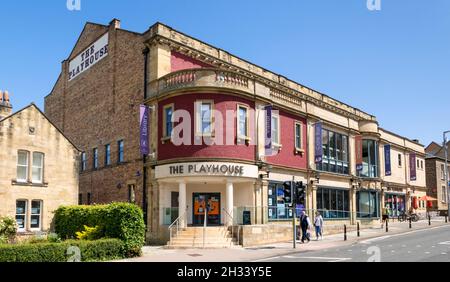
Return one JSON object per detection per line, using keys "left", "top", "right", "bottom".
{"left": 195, "top": 100, "right": 214, "bottom": 137}
{"left": 81, "top": 152, "right": 87, "bottom": 172}
{"left": 17, "top": 150, "right": 29, "bottom": 183}
{"left": 237, "top": 104, "right": 250, "bottom": 142}
{"left": 118, "top": 140, "right": 124, "bottom": 163}
{"left": 31, "top": 152, "right": 44, "bottom": 184}
{"left": 30, "top": 200, "right": 43, "bottom": 231}
{"left": 271, "top": 113, "right": 281, "bottom": 149}
{"left": 294, "top": 121, "right": 304, "bottom": 153}
{"left": 92, "top": 148, "right": 98, "bottom": 169}
{"left": 16, "top": 200, "right": 27, "bottom": 232}
{"left": 105, "top": 144, "right": 111, "bottom": 166}
{"left": 441, "top": 164, "right": 445, "bottom": 180}
{"left": 162, "top": 103, "right": 175, "bottom": 142}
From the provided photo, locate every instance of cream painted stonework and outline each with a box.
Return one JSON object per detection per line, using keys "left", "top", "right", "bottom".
{"left": 0, "top": 105, "right": 79, "bottom": 233}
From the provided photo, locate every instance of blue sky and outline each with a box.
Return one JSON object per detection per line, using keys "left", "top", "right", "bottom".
{"left": 0, "top": 0, "right": 449, "bottom": 145}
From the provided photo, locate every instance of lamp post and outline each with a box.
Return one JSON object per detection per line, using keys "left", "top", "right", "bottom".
{"left": 444, "top": 131, "right": 450, "bottom": 217}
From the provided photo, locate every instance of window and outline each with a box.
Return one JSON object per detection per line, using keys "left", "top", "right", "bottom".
{"left": 87, "top": 193, "right": 92, "bottom": 205}
{"left": 78, "top": 193, "right": 83, "bottom": 205}
{"left": 398, "top": 154, "right": 402, "bottom": 167}
{"left": 317, "top": 129, "right": 349, "bottom": 175}
{"left": 93, "top": 148, "right": 98, "bottom": 169}
{"left": 417, "top": 159, "right": 420, "bottom": 170}
{"left": 17, "top": 151, "right": 29, "bottom": 182}
{"left": 128, "top": 184, "right": 136, "bottom": 204}
{"left": 30, "top": 200, "right": 42, "bottom": 230}
{"left": 31, "top": 152, "right": 44, "bottom": 183}
{"left": 81, "top": 152, "right": 87, "bottom": 172}
{"left": 237, "top": 105, "right": 249, "bottom": 139}
{"left": 442, "top": 186, "right": 448, "bottom": 203}
{"left": 441, "top": 164, "right": 445, "bottom": 180}
{"left": 357, "top": 191, "right": 379, "bottom": 218}
{"left": 105, "top": 144, "right": 111, "bottom": 166}
{"left": 316, "top": 188, "right": 350, "bottom": 219}
{"left": 421, "top": 160, "right": 424, "bottom": 170}
{"left": 271, "top": 114, "right": 280, "bottom": 146}
{"left": 359, "top": 139, "right": 378, "bottom": 178}
{"left": 163, "top": 104, "right": 174, "bottom": 139}
{"left": 295, "top": 122, "right": 303, "bottom": 151}
{"left": 195, "top": 101, "right": 213, "bottom": 136}
{"left": 118, "top": 140, "right": 124, "bottom": 163}
{"left": 16, "top": 200, "right": 27, "bottom": 231}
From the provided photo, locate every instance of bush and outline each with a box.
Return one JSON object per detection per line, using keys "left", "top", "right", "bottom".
{"left": 0, "top": 239, "right": 124, "bottom": 262}
{"left": 76, "top": 225, "right": 103, "bottom": 241}
{"left": 0, "top": 217, "right": 17, "bottom": 244}
{"left": 54, "top": 203, "right": 145, "bottom": 257}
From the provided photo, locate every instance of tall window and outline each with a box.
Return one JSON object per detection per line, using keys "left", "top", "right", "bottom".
{"left": 30, "top": 200, "right": 42, "bottom": 230}
{"left": 16, "top": 200, "right": 27, "bottom": 231}
{"left": 442, "top": 186, "right": 448, "bottom": 203}
{"left": 118, "top": 140, "right": 124, "bottom": 163}
{"left": 237, "top": 105, "right": 249, "bottom": 139}
{"left": 32, "top": 152, "right": 44, "bottom": 184}
{"left": 17, "top": 151, "right": 29, "bottom": 182}
{"left": 316, "top": 188, "right": 350, "bottom": 219}
{"left": 398, "top": 154, "right": 402, "bottom": 167}
{"left": 318, "top": 129, "right": 349, "bottom": 174}
{"left": 357, "top": 191, "right": 379, "bottom": 218}
{"left": 359, "top": 140, "right": 378, "bottom": 178}
{"left": 93, "top": 148, "right": 98, "bottom": 169}
{"left": 105, "top": 144, "right": 111, "bottom": 166}
{"left": 163, "top": 104, "right": 174, "bottom": 138}
{"left": 271, "top": 114, "right": 280, "bottom": 145}
{"left": 441, "top": 164, "right": 445, "bottom": 180}
{"left": 78, "top": 193, "right": 83, "bottom": 205}
{"left": 196, "top": 101, "right": 213, "bottom": 136}
{"left": 295, "top": 122, "right": 303, "bottom": 151}
{"left": 81, "top": 152, "right": 87, "bottom": 172}
{"left": 87, "top": 193, "right": 92, "bottom": 205}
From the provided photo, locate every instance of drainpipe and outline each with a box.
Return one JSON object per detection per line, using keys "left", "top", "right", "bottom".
{"left": 142, "top": 47, "right": 150, "bottom": 226}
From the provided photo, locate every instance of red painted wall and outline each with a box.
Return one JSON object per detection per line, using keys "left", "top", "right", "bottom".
{"left": 266, "top": 110, "right": 307, "bottom": 170}
{"left": 171, "top": 51, "right": 211, "bottom": 72}
{"left": 158, "top": 93, "right": 256, "bottom": 162}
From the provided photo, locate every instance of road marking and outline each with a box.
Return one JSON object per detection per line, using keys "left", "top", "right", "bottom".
{"left": 416, "top": 245, "right": 422, "bottom": 248}
{"left": 425, "top": 252, "right": 431, "bottom": 254}
{"left": 253, "top": 256, "right": 280, "bottom": 262}
{"left": 439, "top": 241, "right": 450, "bottom": 245}
{"left": 360, "top": 236, "right": 391, "bottom": 244}
{"left": 442, "top": 253, "right": 447, "bottom": 255}
{"left": 402, "top": 245, "right": 406, "bottom": 248}
{"left": 300, "top": 256, "right": 352, "bottom": 262}
{"left": 358, "top": 225, "right": 450, "bottom": 245}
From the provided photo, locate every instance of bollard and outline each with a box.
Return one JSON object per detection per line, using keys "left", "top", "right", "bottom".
{"left": 344, "top": 225, "right": 347, "bottom": 241}
{"left": 446, "top": 215, "right": 448, "bottom": 223}
{"left": 409, "top": 217, "right": 412, "bottom": 229}
{"left": 357, "top": 222, "right": 360, "bottom": 237}
{"left": 386, "top": 220, "right": 389, "bottom": 232}
{"left": 429, "top": 215, "right": 431, "bottom": 226}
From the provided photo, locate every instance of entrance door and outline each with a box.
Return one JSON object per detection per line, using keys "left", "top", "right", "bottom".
{"left": 171, "top": 192, "right": 179, "bottom": 223}
{"left": 193, "top": 193, "right": 221, "bottom": 226}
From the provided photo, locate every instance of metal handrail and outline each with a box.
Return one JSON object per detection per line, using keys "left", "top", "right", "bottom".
{"left": 168, "top": 208, "right": 188, "bottom": 245}
{"left": 222, "top": 208, "right": 240, "bottom": 246}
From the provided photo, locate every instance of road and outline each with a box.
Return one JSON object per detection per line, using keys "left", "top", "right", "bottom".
{"left": 255, "top": 225, "right": 450, "bottom": 262}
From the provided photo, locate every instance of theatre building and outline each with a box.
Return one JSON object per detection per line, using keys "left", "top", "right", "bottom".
{"left": 45, "top": 19, "right": 427, "bottom": 247}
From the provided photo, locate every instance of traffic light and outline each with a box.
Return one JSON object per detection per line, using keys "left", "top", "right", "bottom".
{"left": 294, "top": 181, "right": 306, "bottom": 206}
{"left": 282, "top": 181, "right": 293, "bottom": 205}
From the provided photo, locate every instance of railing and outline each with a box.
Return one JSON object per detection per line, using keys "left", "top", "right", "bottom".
{"left": 168, "top": 208, "right": 187, "bottom": 246}
{"left": 222, "top": 208, "right": 241, "bottom": 246}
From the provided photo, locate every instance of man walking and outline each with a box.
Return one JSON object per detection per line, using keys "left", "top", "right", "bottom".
{"left": 314, "top": 211, "right": 324, "bottom": 241}
{"left": 300, "top": 211, "right": 311, "bottom": 243}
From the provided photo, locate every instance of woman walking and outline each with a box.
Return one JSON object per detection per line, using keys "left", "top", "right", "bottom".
{"left": 314, "top": 212, "right": 324, "bottom": 241}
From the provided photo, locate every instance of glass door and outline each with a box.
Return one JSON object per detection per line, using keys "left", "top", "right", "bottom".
{"left": 193, "top": 193, "right": 221, "bottom": 226}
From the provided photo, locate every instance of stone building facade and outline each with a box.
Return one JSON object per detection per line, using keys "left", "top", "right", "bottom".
{"left": 0, "top": 97, "right": 79, "bottom": 233}
{"left": 425, "top": 142, "right": 449, "bottom": 214}
{"left": 44, "top": 19, "right": 427, "bottom": 246}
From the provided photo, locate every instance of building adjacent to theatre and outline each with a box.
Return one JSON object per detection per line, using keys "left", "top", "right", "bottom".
{"left": 425, "top": 142, "right": 449, "bottom": 215}
{"left": 0, "top": 91, "right": 79, "bottom": 233}
{"left": 44, "top": 19, "right": 427, "bottom": 246}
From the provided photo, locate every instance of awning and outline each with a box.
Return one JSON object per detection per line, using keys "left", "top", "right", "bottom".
{"left": 418, "top": 195, "right": 437, "bottom": 201}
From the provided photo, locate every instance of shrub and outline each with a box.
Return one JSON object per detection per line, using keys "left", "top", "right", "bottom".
{"left": 54, "top": 202, "right": 145, "bottom": 257}
{"left": 0, "top": 239, "right": 124, "bottom": 262}
{"left": 76, "top": 225, "right": 103, "bottom": 241}
{"left": 0, "top": 217, "right": 17, "bottom": 244}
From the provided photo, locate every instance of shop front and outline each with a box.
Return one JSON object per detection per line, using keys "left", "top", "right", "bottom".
{"left": 384, "top": 192, "right": 407, "bottom": 218}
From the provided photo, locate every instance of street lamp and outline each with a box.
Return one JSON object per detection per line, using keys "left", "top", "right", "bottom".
{"left": 444, "top": 131, "right": 450, "bottom": 216}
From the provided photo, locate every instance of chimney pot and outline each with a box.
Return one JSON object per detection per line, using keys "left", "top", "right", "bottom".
{"left": 110, "top": 18, "right": 121, "bottom": 29}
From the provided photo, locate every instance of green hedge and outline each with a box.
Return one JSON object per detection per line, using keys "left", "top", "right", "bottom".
{"left": 0, "top": 239, "right": 124, "bottom": 262}
{"left": 54, "top": 203, "right": 145, "bottom": 257}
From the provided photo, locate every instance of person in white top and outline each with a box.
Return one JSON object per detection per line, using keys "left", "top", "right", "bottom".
{"left": 314, "top": 212, "right": 324, "bottom": 241}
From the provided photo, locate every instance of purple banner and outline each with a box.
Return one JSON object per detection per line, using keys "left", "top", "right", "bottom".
{"left": 264, "top": 105, "right": 273, "bottom": 156}
{"left": 384, "top": 144, "right": 392, "bottom": 176}
{"left": 410, "top": 153, "right": 417, "bottom": 181}
{"left": 314, "top": 123, "right": 323, "bottom": 163}
{"left": 140, "top": 105, "right": 150, "bottom": 155}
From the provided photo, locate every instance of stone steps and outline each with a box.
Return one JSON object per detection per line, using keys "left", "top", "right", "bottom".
{"left": 167, "top": 227, "right": 238, "bottom": 249}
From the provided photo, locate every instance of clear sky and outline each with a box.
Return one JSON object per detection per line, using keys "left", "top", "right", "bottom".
{"left": 0, "top": 0, "right": 449, "bottom": 145}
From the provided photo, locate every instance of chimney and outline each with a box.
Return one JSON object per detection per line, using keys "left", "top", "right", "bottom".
{"left": 109, "top": 18, "right": 121, "bottom": 29}
{"left": 412, "top": 139, "right": 420, "bottom": 144}
{"left": 0, "top": 90, "right": 13, "bottom": 120}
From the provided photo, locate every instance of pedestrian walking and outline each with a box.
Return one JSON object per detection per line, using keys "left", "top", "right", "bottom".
{"left": 300, "top": 211, "right": 311, "bottom": 243}
{"left": 381, "top": 206, "right": 389, "bottom": 228}
{"left": 314, "top": 212, "right": 324, "bottom": 241}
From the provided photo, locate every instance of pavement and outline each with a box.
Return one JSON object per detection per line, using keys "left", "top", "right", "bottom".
{"left": 116, "top": 218, "right": 449, "bottom": 262}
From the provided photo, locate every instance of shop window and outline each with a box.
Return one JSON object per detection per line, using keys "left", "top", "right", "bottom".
{"left": 384, "top": 194, "right": 406, "bottom": 217}
{"left": 16, "top": 200, "right": 27, "bottom": 231}
{"left": 316, "top": 188, "right": 350, "bottom": 219}
{"left": 268, "top": 182, "right": 297, "bottom": 221}
{"left": 357, "top": 191, "right": 379, "bottom": 218}
{"left": 317, "top": 129, "right": 349, "bottom": 175}
{"left": 359, "top": 139, "right": 378, "bottom": 178}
